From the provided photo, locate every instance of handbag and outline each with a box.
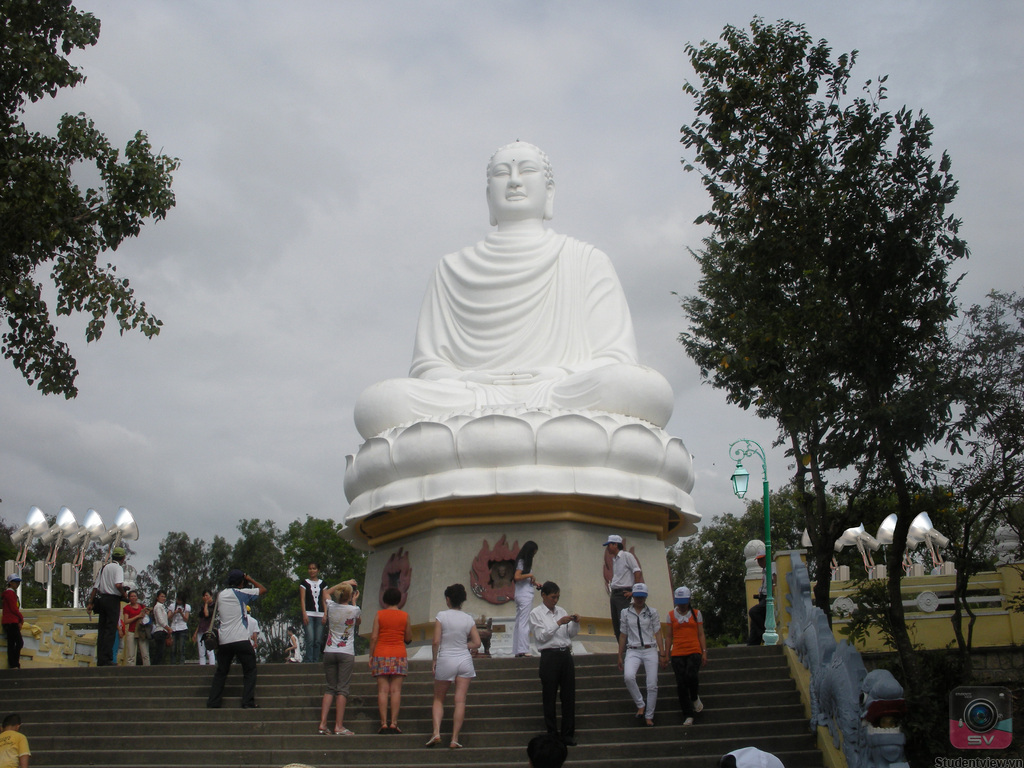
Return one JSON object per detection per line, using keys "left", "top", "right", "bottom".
{"left": 201, "top": 598, "right": 220, "bottom": 651}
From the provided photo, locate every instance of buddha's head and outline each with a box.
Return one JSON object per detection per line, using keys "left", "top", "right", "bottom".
{"left": 486, "top": 141, "right": 555, "bottom": 227}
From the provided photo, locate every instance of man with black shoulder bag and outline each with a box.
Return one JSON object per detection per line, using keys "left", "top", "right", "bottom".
{"left": 88, "top": 547, "right": 130, "bottom": 666}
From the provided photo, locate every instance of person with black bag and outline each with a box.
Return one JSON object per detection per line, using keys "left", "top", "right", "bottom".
{"left": 195, "top": 590, "right": 217, "bottom": 664}
{"left": 207, "top": 569, "right": 266, "bottom": 709}
{"left": 87, "top": 547, "right": 130, "bottom": 667}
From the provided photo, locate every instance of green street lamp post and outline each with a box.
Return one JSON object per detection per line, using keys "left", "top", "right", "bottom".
{"left": 729, "top": 438, "right": 778, "bottom": 646}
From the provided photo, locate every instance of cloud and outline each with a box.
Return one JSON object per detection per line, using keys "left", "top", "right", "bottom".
{"left": 3, "top": 1, "right": 1021, "bottom": 571}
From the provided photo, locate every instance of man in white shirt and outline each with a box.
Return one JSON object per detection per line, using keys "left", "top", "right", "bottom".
{"left": 528, "top": 581, "right": 579, "bottom": 747}
{"left": 616, "top": 582, "right": 666, "bottom": 726}
{"left": 603, "top": 534, "right": 643, "bottom": 641}
{"left": 150, "top": 591, "right": 171, "bottom": 665}
{"left": 88, "top": 547, "right": 130, "bottom": 667}
{"left": 207, "top": 569, "right": 267, "bottom": 709}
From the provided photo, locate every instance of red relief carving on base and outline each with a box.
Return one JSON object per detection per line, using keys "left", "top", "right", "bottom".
{"left": 603, "top": 541, "right": 642, "bottom": 588}
{"left": 470, "top": 535, "right": 520, "bottom": 605}
{"left": 379, "top": 546, "right": 412, "bottom": 609}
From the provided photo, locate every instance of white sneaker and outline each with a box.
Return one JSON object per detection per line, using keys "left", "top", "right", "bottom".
{"left": 683, "top": 717, "right": 694, "bottom": 726}
{"left": 693, "top": 698, "right": 703, "bottom": 713}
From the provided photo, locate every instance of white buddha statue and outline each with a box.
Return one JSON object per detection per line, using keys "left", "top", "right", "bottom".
{"left": 353, "top": 141, "right": 674, "bottom": 439}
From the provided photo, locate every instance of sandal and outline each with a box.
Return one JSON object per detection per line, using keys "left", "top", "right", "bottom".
{"left": 449, "top": 741, "right": 463, "bottom": 749}
{"left": 390, "top": 724, "right": 402, "bottom": 734}
{"left": 378, "top": 725, "right": 390, "bottom": 734}
{"left": 425, "top": 735, "right": 442, "bottom": 747}
{"left": 318, "top": 727, "right": 332, "bottom": 735}
{"left": 335, "top": 728, "right": 354, "bottom": 736}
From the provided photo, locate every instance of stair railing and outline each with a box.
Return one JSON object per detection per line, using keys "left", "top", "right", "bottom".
{"left": 783, "top": 551, "right": 910, "bottom": 768}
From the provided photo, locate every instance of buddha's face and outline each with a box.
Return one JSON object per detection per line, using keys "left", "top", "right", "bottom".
{"left": 486, "top": 145, "right": 554, "bottom": 226}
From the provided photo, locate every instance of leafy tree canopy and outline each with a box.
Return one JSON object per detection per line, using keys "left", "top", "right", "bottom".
{"left": 1, "top": 0, "right": 178, "bottom": 397}
{"left": 678, "top": 17, "right": 969, "bottom": 676}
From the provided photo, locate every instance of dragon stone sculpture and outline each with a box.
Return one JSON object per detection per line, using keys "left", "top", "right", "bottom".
{"left": 783, "top": 552, "right": 909, "bottom": 768}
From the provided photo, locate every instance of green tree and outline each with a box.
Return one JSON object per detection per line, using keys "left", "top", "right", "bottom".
{"left": 230, "top": 518, "right": 291, "bottom": 656}
{"left": 282, "top": 515, "right": 367, "bottom": 588}
{"left": 678, "top": 18, "right": 968, "bottom": 679}
{"left": 943, "top": 291, "right": 1024, "bottom": 664}
{"left": 137, "top": 531, "right": 231, "bottom": 603}
{"left": 1, "top": 0, "right": 178, "bottom": 397}
{"left": 668, "top": 485, "right": 807, "bottom": 642}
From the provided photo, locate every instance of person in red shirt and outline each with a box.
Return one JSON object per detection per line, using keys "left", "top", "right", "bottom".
{"left": 2, "top": 574, "right": 25, "bottom": 670}
{"left": 368, "top": 586, "right": 412, "bottom": 733}
{"left": 119, "top": 590, "right": 150, "bottom": 665}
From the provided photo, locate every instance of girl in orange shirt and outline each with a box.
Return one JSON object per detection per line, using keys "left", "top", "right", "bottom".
{"left": 369, "top": 587, "right": 412, "bottom": 733}
{"left": 668, "top": 586, "right": 707, "bottom": 726}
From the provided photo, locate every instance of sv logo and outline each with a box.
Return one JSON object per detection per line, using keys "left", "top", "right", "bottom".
{"left": 967, "top": 734, "right": 996, "bottom": 745}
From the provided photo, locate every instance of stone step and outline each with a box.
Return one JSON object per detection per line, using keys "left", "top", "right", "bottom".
{"left": 34, "top": 733, "right": 821, "bottom": 767}
{"left": 4, "top": 670, "right": 794, "bottom": 704}
{"left": 24, "top": 713, "right": 809, "bottom": 739}
{"left": 4, "top": 646, "right": 824, "bottom": 768}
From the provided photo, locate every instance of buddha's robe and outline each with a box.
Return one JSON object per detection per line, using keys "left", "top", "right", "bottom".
{"left": 354, "top": 229, "right": 673, "bottom": 438}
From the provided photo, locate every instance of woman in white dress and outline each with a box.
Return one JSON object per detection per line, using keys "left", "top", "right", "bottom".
{"left": 426, "top": 583, "right": 481, "bottom": 750}
{"left": 512, "top": 541, "right": 540, "bottom": 657}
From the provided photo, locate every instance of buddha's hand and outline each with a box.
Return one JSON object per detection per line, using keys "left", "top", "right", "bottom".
{"left": 463, "top": 367, "right": 567, "bottom": 385}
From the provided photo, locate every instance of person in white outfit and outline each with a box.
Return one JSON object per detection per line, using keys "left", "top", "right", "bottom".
{"left": 512, "top": 541, "right": 540, "bottom": 657}
{"left": 427, "top": 583, "right": 482, "bottom": 750}
{"left": 616, "top": 582, "right": 666, "bottom": 726}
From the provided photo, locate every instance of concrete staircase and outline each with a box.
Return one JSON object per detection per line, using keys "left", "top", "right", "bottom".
{"left": 2, "top": 645, "right": 823, "bottom": 767}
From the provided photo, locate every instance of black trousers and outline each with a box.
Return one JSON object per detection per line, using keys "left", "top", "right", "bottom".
{"left": 538, "top": 648, "right": 575, "bottom": 739}
{"left": 671, "top": 653, "right": 702, "bottom": 716}
{"left": 95, "top": 594, "right": 122, "bottom": 666}
{"left": 3, "top": 622, "right": 23, "bottom": 669}
{"left": 151, "top": 630, "right": 167, "bottom": 665}
{"left": 748, "top": 597, "right": 766, "bottom": 645}
{"left": 207, "top": 640, "right": 257, "bottom": 708}
{"left": 609, "top": 590, "right": 630, "bottom": 641}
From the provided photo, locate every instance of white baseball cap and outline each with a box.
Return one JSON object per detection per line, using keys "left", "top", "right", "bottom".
{"left": 631, "top": 582, "right": 649, "bottom": 598}
{"left": 674, "top": 586, "right": 691, "bottom": 605}
{"left": 603, "top": 534, "right": 623, "bottom": 546}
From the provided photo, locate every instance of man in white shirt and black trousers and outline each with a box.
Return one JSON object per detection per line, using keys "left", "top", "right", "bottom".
{"left": 529, "top": 581, "right": 579, "bottom": 747}
{"left": 604, "top": 534, "right": 643, "bottom": 642}
{"left": 87, "top": 546, "right": 130, "bottom": 666}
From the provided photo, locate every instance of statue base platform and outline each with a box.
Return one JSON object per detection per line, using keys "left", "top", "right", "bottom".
{"left": 359, "top": 494, "right": 678, "bottom": 647}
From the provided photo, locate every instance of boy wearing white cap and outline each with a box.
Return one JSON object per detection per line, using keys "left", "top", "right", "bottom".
{"left": 603, "top": 534, "right": 643, "bottom": 641}
{"left": 668, "top": 586, "right": 706, "bottom": 725}
{"left": 616, "top": 583, "right": 665, "bottom": 726}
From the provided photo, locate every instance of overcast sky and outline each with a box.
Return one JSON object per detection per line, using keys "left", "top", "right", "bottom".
{"left": 2, "top": 1, "right": 1022, "bottom": 572}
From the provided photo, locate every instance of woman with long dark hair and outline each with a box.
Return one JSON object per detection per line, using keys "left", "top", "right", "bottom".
{"left": 426, "top": 583, "right": 481, "bottom": 749}
{"left": 512, "top": 540, "right": 540, "bottom": 657}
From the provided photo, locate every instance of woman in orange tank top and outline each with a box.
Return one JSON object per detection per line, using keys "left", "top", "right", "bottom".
{"left": 369, "top": 587, "right": 412, "bottom": 733}
{"left": 668, "top": 585, "right": 707, "bottom": 726}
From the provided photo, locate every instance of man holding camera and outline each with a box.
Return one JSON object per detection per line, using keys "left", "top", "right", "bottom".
{"left": 529, "top": 581, "right": 579, "bottom": 747}
{"left": 207, "top": 569, "right": 267, "bottom": 709}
